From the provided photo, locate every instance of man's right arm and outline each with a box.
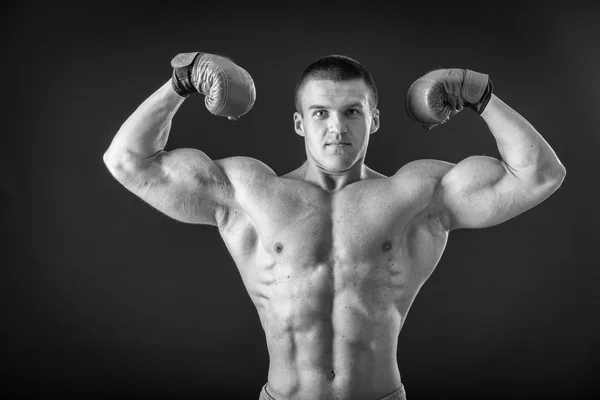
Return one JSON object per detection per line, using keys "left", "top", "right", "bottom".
{"left": 104, "top": 51, "right": 257, "bottom": 227}
{"left": 103, "top": 80, "right": 234, "bottom": 226}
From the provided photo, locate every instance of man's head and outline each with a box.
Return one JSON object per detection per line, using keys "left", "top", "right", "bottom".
{"left": 293, "top": 55, "right": 380, "bottom": 173}
{"left": 294, "top": 55, "right": 378, "bottom": 113}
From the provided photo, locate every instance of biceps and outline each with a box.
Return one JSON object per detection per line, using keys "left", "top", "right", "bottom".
{"left": 127, "top": 148, "right": 233, "bottom": 226}
{"left": 439, "top": 156, "right": 530, "bottom": 230}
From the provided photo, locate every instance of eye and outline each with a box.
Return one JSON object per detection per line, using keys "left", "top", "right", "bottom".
{"left": 313, "top": 110, "right": 328, "bottom": 118}
{"left": 346, "top": 108, "right": 360, "bottom": 116}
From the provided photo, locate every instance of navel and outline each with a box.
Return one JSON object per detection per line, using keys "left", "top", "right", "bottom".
{"left": 382, "top": 240, "right": 392, "bottom": 252}
{"left": 274, "top": 242, "right": 284, "bottom": 253}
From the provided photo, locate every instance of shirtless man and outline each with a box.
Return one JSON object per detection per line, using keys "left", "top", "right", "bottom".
{"left": 103, "top": 52, "right": 566, "bottom": 400}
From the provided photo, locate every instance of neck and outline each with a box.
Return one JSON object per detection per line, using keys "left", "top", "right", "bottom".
{"left": 301, "top": 158, "right": 367, "bottom": 191}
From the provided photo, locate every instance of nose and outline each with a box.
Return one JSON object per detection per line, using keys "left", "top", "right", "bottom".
{"left": 327, "top": 112, "right": 346, "bottom": 135}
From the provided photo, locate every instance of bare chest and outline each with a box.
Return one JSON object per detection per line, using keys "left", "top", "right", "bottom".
{"left": 220, "top": 178, "right": 445, "bottom": 278}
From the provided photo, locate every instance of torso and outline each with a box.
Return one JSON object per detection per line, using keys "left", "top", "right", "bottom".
{"left": 218, "top": 161, "right": 449, "bottom": 400}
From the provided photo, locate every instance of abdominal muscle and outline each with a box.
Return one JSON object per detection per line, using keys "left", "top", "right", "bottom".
{"left": 247, "top": 258, "right": 407, "bottom": 400}
{"left": 219, "top": 171, "right": 447, "bottom": 399}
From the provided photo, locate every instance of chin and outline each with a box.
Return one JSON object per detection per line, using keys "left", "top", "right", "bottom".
{"left": 322, "top": 156, "right": 357, "bottom": 172}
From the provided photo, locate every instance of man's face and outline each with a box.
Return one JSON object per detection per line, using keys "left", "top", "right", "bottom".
{"left": 294, "top": 79, "right": 379, "bottom": 172}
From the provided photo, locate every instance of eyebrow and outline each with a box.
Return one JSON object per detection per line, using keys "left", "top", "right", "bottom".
{"left": 307, "top": 102, "right": 365, "bottom": 110}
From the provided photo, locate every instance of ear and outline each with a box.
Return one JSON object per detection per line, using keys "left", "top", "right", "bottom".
{"left": 294, "top": 112, "right": 305, "bottom": 137}
{"left": 370, "top": 109, "right": 380, "bottom": 134}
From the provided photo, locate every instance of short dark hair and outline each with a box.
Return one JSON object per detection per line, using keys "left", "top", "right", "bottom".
{"left": 294, "top": 55, "right": 378, "bottom": 113}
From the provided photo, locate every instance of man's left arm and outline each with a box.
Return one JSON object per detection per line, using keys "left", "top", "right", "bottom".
{"left": 437, "top": 94, "right": 566, "bottom": 230}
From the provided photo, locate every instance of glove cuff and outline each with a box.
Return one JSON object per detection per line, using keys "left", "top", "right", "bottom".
{"left": 475, "top": 78, "right": 493, "bottom": 114}
{"left": 170, "top": 52, "right": 203, "bottom": 98}
{"left": 462, "top": 69, "right": 494, "bottom": 114}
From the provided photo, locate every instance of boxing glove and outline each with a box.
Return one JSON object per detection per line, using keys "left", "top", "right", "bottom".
{"left": 405, "top": 69, "right": 493, "bottom": 129}
{"left": 171, "top": 52, "right": 256, "bottom": 120}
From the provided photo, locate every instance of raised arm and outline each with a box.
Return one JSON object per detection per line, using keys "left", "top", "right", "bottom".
{"left": 405, "top": 69, "right": 566, "bottom": 231}
{"left": 103, "top": 52, "right": 256, "bottom": 227}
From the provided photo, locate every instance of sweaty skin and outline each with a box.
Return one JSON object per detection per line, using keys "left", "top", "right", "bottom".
{"left": 219, "top": 159, "right": 447, "bottom": 400}
{"left": 104, "top": 74, "right": 565, "bottom": 400}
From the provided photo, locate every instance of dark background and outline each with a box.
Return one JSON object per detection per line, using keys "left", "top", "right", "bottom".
{"left": 3, "top": 1, "right": 599, "bottom": 399}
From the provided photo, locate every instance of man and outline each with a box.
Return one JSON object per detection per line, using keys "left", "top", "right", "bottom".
{"left": 103, "top": 52, "right": 566, "bottom": 400}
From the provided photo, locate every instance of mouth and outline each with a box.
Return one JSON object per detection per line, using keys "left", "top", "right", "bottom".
{"left": 325, "top": 143, "right": 351, "bottom": 147}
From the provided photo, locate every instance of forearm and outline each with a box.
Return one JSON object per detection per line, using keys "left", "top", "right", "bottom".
{"left": 480, "top": 94, "right": 566, "bottom": 182}
{"left": 104, "top": 80, "right": 184, "bottom": 167}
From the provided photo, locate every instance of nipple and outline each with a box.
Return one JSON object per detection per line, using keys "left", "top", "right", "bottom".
{"left": 274, "top": 242, "right": 284, "bottom": 253}
{"left": 382, "top": 240, "right": 392, "bottom": 252}
{"left": 328, "top": 369, "right": 336, "bottom": 381}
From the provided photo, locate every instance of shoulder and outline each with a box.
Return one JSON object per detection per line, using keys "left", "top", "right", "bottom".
{"left": 393, "top": 159, "right": 455, "bottom": 182}
{"left": 215, "top": 156, "right": 278, "bottom": 184}
{"left": 390, "top": 159, "right": 456, "bottom": 226}
{"left": 281, "top": 163, "right": 306, "bottom": 180}
{"left": 389, "top": 159, "right": 456, "bottom": 197}
{"left": 214, "top": 156, "right": 280, "bottom": 232}
{"left": 361, "top": 159, "right": 455, "bottom": 195}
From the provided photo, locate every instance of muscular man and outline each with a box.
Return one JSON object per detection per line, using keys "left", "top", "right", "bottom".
{"left": 103, "top": 52, "right": 566, "bottom": 400}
